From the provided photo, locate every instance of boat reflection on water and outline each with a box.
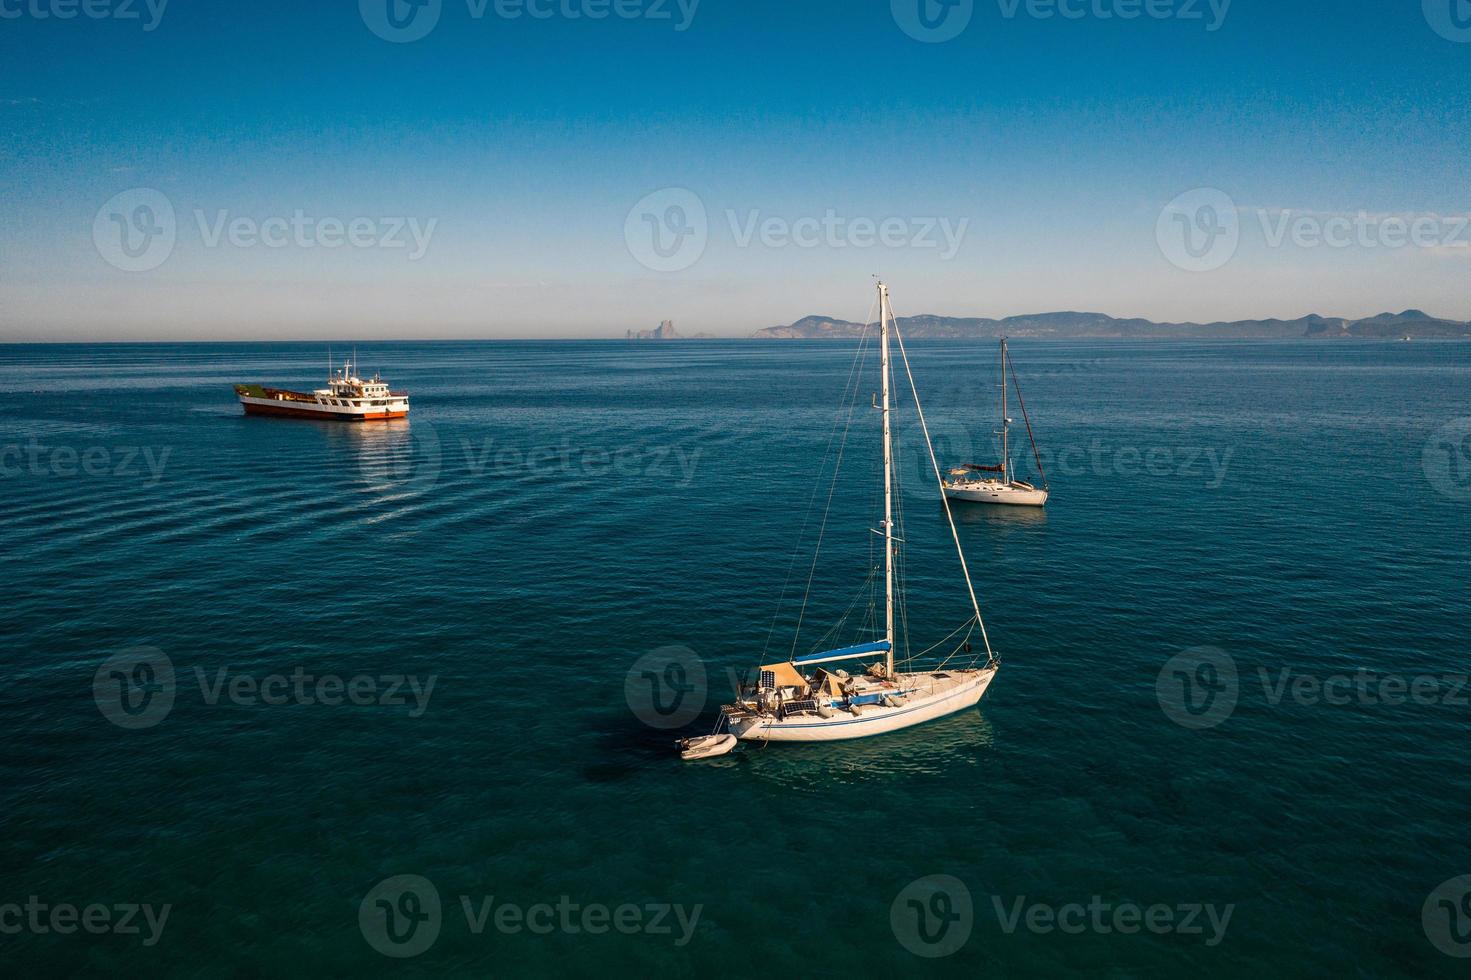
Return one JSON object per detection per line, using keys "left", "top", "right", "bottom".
{"left": 952, "top": 499, "right": 1048, "bottom": 528}
{"left": 738, "top": 710, "right": 997, "bottom": 790}
{"left": 323, "top": 418, "right": 441, "bottom": 497}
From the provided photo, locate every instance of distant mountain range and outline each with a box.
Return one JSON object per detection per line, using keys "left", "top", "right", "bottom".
{"left": 752, "top": 310, "right": 1471, "bottom": 340}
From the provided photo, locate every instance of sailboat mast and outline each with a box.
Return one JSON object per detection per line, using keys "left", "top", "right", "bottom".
{"left": 879, "top": 282, "right": 896, "bottom": 679}
{"left": 1000, "top": 337, "right": 1010, "bottom": 486}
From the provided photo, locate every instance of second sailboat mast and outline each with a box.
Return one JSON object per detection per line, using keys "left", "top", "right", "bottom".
{"left": 1000, "top": 337, "right": 1010, "bottom": 486}
{"left": 879, "top": 283, "right": 895, "bottom": 679}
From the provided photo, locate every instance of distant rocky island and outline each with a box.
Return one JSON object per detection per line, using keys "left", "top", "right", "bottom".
{"left": 753, "top": 309, "right": 1471, "bottom": 340}
{"left": 626, "top": 320, "right": 716, "bottom": 340}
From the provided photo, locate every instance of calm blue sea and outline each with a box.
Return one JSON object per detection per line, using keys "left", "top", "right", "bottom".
{"left": 1, "top": 339, "right": 1469, "bottom": 977}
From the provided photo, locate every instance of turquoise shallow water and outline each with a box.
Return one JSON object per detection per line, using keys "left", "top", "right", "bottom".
{"left": 2, "top": 339, "right": 1469, "bottom": 977}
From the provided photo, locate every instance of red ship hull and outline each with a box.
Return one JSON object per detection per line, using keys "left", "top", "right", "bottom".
{"left": 240, "top": 401, "right": 408, "bottom": 422}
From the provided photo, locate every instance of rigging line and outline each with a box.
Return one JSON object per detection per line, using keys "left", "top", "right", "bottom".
{"left": 808, "top": 567, "right": 878, "bottom": 654}
{"left": 789, "top": 305, "right": 880, "bottom": 660}
{"left": 765, "top": 323, "right": 869, "bottom": 646}
{"left": 912, "top": 615, "right": 974, "bottom": 659}
{"left": 762, "top": 312, "right": 874, "bottom": 659}
{"left": 936, "top": 622, "right": 978, "bottom": 671}
{"left": 890, "top": 311, "right": 996, "bottom": 665}
{"left": 1007, "top": 347, "right": 1048, "bottom": 490}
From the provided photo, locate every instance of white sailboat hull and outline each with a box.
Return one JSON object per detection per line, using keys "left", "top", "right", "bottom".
{"left": 725, "top": 668, "right": 996, "bottom": 743}
{"left": 943, "top": 480, "right": 1049, "bottom": 507}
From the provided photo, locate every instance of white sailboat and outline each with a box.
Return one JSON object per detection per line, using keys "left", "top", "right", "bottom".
{"left": 943, "top": 337, "right": 1050, "bottom": 507}
{"left": 718, "top": 282, "right": 999, "bottom": 744}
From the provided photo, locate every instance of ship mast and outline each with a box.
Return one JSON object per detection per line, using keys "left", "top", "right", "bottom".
{"left": 879, "top": 282, "right": 895, "bottom": 679}
{"left": 1000, "top": 337, "right": 1010, "bottom": 486}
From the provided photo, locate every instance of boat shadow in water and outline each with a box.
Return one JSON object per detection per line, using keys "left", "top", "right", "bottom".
{"left": 584, "top": 713, "right": 741, "bottom": 782}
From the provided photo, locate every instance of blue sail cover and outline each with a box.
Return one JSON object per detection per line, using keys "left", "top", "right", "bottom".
{"left": 793, "top": 640, "right": 891, "bottom": 665}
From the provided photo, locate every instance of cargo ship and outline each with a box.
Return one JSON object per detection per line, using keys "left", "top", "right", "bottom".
{"left": 234, "top": 359, "right": 409, "bottom": 421}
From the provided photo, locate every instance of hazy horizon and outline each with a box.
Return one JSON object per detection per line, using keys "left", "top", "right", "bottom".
{"left": 2, "top": 306, "right": 1467, "bottom": 344}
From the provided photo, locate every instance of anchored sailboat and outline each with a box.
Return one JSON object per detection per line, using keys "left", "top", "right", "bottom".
{"left": 943, "top": 337, "right": 1049, "bottom": 507}
{"left": 715, "top": 282, "right": 999, "bottom": 744}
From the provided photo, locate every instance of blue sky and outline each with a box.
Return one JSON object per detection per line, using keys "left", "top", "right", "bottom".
{"left": 1, "top": 0, "right": 1468, "bottom": 339}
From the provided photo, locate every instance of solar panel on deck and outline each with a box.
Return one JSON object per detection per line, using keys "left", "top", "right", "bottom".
{"left": 759, "top": 670, "right": 776, "bottom": 690}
